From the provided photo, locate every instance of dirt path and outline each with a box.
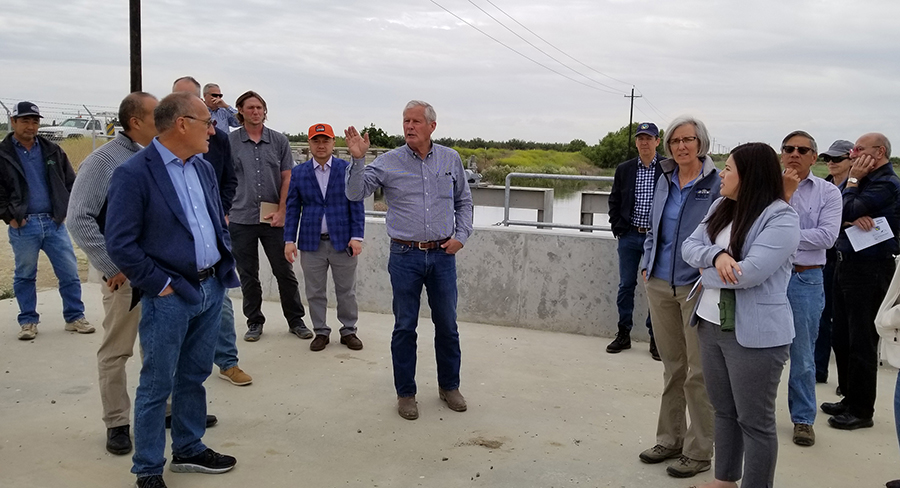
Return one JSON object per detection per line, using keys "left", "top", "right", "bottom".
{"left": 0, "top": 222, "right": 90, "bottom": 296}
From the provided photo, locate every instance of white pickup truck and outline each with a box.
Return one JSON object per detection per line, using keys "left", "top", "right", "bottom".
{"left": 37, "top": 115, "right": 121, "bottom": 142}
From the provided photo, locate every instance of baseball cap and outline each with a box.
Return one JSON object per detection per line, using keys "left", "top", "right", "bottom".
{"left": 13, "top": 101, "right": 43, "bottom": 118}
{"left": 821, "top": 140, "right": 853, "bottom": 157}
{"left": 635, "top": 122, "right": 658, "bottom": 137}
{"left": 308, "top": 123, "right": 334, "bottom": 139}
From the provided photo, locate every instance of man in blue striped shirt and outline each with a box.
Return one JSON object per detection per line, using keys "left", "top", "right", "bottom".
{"left": 345, "top": 100, "right": 473, "bottom": 421}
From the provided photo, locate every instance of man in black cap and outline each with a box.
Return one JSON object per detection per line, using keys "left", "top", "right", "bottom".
{"left": 606, "top": 122, "right": 663, "bottom": 359}
{"left": 0, "top": 101, "right": 93, "bottom": 340}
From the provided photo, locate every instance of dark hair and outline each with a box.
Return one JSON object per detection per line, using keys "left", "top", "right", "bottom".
{"left": 118, "top": 92, "right": 156, "bottom": 132}
{"left": 154, "top": 92, "right": 197, "bottom": 133}
{"left": 705, "top": 142, "right": 785, "bottom": 261}
{"left": 235, "top": 90, "right": 267, "bottom": 124}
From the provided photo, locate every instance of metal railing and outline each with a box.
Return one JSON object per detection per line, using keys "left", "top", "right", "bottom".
{"left": 503, "top": 172, "right": 614, "bottom": 231}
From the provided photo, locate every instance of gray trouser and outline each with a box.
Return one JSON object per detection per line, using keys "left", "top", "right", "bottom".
{"left": 698, "top": 319, "right": 789, "bottom": 488}
{"left": 299, "top": 241, "right": 359, "bottom": 336}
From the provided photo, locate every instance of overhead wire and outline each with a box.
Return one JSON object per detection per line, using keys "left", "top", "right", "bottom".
{"left": 430, "top": 0, "right": 622, "bottom": 95}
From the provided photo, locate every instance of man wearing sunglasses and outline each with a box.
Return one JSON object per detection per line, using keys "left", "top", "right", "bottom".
{"left": 823, "top": 133, "right": 900, "bottom": 431}
{"left": 203, "top": 83, "right": 241, "bottom": 131}
{"left": 780, "top": 131, "right": 843, "bottom": 446}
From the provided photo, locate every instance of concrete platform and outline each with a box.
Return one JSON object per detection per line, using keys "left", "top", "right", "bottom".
{"left": 0, "top": 287, "right": 897, "bottom": 488}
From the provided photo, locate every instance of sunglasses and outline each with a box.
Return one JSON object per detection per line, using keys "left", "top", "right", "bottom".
{"left": 782, "top": 145, "right": 813, "bottom": 155}
{"left": 822, "top": 155, "right": 848, "bottom": 163}
{"left": 210, "top": 93, "right": 224, "bottom": 98}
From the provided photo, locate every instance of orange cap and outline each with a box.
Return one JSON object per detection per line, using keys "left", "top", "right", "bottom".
{"left": 308, "top": 123, "right": 335, "bottom": 139}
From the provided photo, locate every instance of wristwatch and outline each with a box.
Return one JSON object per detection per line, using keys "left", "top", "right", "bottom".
{"left": 848, "top": 177, "right": 859, "bottom": 184}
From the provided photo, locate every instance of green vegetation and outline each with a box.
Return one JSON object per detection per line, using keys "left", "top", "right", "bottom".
{"left": 0, "top": 287, "right": 14, "bottom": 300}
{"left": 455, "top": 147, "right": 610, "bottom": 191}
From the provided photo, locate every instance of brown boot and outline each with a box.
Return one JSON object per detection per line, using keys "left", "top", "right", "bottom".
{"left": 398, "top": 396, "right": 418, "bottom": 420}
{"left": 438, "top": 388, "right": 467, "bottom": 412}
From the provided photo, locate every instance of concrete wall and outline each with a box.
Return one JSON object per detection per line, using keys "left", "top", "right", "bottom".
{"left": 251, "top": 220, "right": 650, "bottom": 340}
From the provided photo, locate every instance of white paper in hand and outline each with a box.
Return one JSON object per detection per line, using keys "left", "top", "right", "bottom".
{"left": 845, "top": 216, "right": 893, "bottom": 252}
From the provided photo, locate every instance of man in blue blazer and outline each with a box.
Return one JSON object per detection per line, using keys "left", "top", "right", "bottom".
{"left": 105, "top": 92, "right": 240, "bottom": 488}
{"left": 284, "top": 123, "right": 365, "bottom": 352}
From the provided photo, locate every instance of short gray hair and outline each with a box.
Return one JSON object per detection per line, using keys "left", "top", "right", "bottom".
{"left": 404, "top": 100, "right": 436, "bottom": 124}
{"left": 663, "top": 115, "right": 711, "bottom": 159}
{"left": 202, "top": 83, "right": 219, "bottom": 95}
{"left": 154, "top": 92, "right": 197, "bottom": 133}
{"left": 782, "top": 130, "right": 818, "bottom": 153}
{"left": 875, "top": 133, "right": 892, "bottom": 158}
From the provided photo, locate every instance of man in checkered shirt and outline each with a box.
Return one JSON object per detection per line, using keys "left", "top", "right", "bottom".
{"left": 606, "top": 122, "right": 664, "bottom": 359}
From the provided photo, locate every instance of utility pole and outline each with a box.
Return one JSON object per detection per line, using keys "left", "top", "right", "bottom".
{"left": 624, "top": 87, "right": 642, "bottom": 159}
{"left": 130, "top": 0, "right": 141, "bottom": 92}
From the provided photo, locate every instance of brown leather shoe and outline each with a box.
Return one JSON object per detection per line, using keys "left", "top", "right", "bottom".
{"left": 340, "top": 333, "right": 363, "bottom": 350}
{"left": 438, "top": 388, "right": 467, "bottom": 412}
{"left": 310, "top": 334, "right": 329, "bottom": 352}
{"left": 398, "top": 396, "right": 418, "bottom": 420}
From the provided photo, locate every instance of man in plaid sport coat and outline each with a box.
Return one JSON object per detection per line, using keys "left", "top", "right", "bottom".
{"left": 284, "top": 123, "right": 365, "bottom": 352}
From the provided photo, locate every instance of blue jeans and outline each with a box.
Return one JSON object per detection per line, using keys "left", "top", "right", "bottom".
{"left": 786, "top": 268, "right": 824, "bottom": 425}
{"left": 8, "top": 214, "right": 84, "bottom": 325}
{"left": 388, "top": 242, "right": 460, "bottom": 397}
{"left": 132, "top": 277, "right": 224, "bottom": 477}
{"left": 213, "top": 294, "right": 238, "bottom": 371}
{"left": 895, "top": 370, "right": 900, "bottom": 453}
{"left": 616, "top": 228, "right": 652, "bottom": 335}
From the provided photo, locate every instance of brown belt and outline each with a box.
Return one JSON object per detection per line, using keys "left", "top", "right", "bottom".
{"left": 391, "top": 237, "right": 450, "bottom": 250}
{"left": 793, "top": 264, "right": 822, "bottom": 273}
{"left": 632, "top": 225, "right": 649, "bottom": 234}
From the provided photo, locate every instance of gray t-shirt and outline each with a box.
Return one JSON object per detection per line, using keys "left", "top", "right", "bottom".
{"left": 228, "top": 126, "right": 294, "bottom": 225}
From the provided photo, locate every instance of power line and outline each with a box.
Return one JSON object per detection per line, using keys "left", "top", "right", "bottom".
{"left": 467, "top": 0, "right": 622, "bottom": 93}
{"left": 430, "top": 1, "right": 621, "bottom": 95}
{"left": 484, "top": 0, "right": 632, "bottom": 88}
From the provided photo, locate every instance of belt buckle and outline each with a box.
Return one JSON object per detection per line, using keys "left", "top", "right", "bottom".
{"left": 417, "top": 241, "right": 429, "bottom": 250}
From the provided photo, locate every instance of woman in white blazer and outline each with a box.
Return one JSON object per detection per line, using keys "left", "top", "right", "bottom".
{"left": 682, "top": 143, "right": 800, "bottom": 488}
{"left": 875, "top": 262, "right": 900, "bottom": 488}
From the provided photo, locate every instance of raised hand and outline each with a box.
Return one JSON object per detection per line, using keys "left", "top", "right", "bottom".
{"left": 344, "top": 126, "right": 371, "bottom": 159}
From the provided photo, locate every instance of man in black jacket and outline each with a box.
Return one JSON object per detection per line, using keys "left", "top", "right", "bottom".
{"left": 0, "top": 101, "right": 93, "bottom": 340}
{"left": 606, "top": 122, "right": 662, "bottom": 359}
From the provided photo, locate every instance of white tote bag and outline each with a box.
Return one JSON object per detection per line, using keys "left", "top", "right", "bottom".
{"left": 875, "top": 256, "right": 900, "bottom": 369}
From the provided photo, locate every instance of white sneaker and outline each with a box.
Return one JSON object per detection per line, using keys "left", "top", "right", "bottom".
{"left": 18, "top": 323, "right": 38, "bottom": 340}
{"left": 65, "top": 318, "right": 95, "bottom": 334}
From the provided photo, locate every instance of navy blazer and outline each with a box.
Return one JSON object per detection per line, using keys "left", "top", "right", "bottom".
{"left": 284, "top": 157, "right": 365, "bottom": 252}
{"left": 105, "top": 142, "right": 240, "bottom": 305}
{"left": 607, "top": 153, "right": 664, "bottom": 237}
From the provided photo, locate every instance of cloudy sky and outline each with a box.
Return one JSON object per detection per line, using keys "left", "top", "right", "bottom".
{"left": 2, "top": 0, "right": 898, "bottom": 152}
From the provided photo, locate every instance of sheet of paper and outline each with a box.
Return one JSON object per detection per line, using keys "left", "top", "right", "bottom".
{"left": 845, "top": 216, "right": 893, "bottom": 252}
{"left": 259, "top": 202, "right": 279, "bottom": 223}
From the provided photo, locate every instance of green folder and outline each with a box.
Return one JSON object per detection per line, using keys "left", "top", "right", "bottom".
{"left": 718, "top": 289, "right": 736, "bottom": 332}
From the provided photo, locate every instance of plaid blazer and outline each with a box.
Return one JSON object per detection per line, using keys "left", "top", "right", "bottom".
{"left": 284, "top": 157, "right": 365, "bottom": 252}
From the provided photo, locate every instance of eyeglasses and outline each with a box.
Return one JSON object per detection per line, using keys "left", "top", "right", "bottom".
{"left": 669, "top": 136, "right": 698, "bottom": 146}
{"left": 210, "top": 93, "right": 224, "bottom": 98}
{"left": 850, "top": 145, "right": 883, "bottom": 154}
{"left": 782, "top": 145, "right": 813, "bottom": 155}
{"left": 182, "top": 115, "right": 214, "bottom": 128}
{"left": 822, "top": 155, "right": 848, "bottom": 163}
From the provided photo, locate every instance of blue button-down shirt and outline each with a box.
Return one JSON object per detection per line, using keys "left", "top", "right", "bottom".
{"left": 153, "top": 139, "right": 221, "bottom": 271}
{"left": 653, "top": 168, "right": 699, "bottom": 280}
{"left": 789, "top": 173, "right": 842, "bottom": 266}
{"left": 209, "top": 106, "right": 241, "bottom": 131}
{"left": 12, "top": 136, "right": 52, "bottom": 214}
{"left": 346, "top": 143, "right": 473, "bottom": 244}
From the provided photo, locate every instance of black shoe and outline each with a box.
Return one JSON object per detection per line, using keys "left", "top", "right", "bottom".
{"left": 606, "top": 332, "right": 631, "bottom": 353}
{"left": 649, "top": 337, "right": 661, "bottom": 361}
{"left": 165, "top": 414, "right": 218, "bottom": 429}
{"left": 816, "top": 372, "right": 828, "bottom": 383}
{"left": 289, "top": 321, "right": 313, "bottom": 339}
{"left": 135, "top": 475, "right": 167, "bottom": 488}
{"left": 820, "top": 400, "right": 848, "bottom": 416}
{"left": 836, "top": 385, "right": 842, "bottom": 396}
{"left": 243, "top": 323, "right": 263, "bottom": 342}
{"left": 107, "top": 424, "right": 132, "bottom": 455}
{"left": 169, "top": 448, "right": 237, "bottom": 474}
{"left": 827, "top": 412, "right": 874, "bottom": 430}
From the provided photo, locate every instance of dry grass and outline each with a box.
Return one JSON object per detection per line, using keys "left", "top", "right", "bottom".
{"left": 59, "top": 136, "right": 110, "bottom": 171}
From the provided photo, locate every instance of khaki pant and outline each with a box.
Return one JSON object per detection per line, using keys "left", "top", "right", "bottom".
{"left": 645, "top": 277, "right": 714, "bottom": 461}
{"left": 97, "top": 280, "right": 141, "bottom": 428}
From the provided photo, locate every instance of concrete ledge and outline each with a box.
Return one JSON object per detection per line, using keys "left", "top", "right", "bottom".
{"left": 250, "top": 220, "right": 650, "bottom": 341}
